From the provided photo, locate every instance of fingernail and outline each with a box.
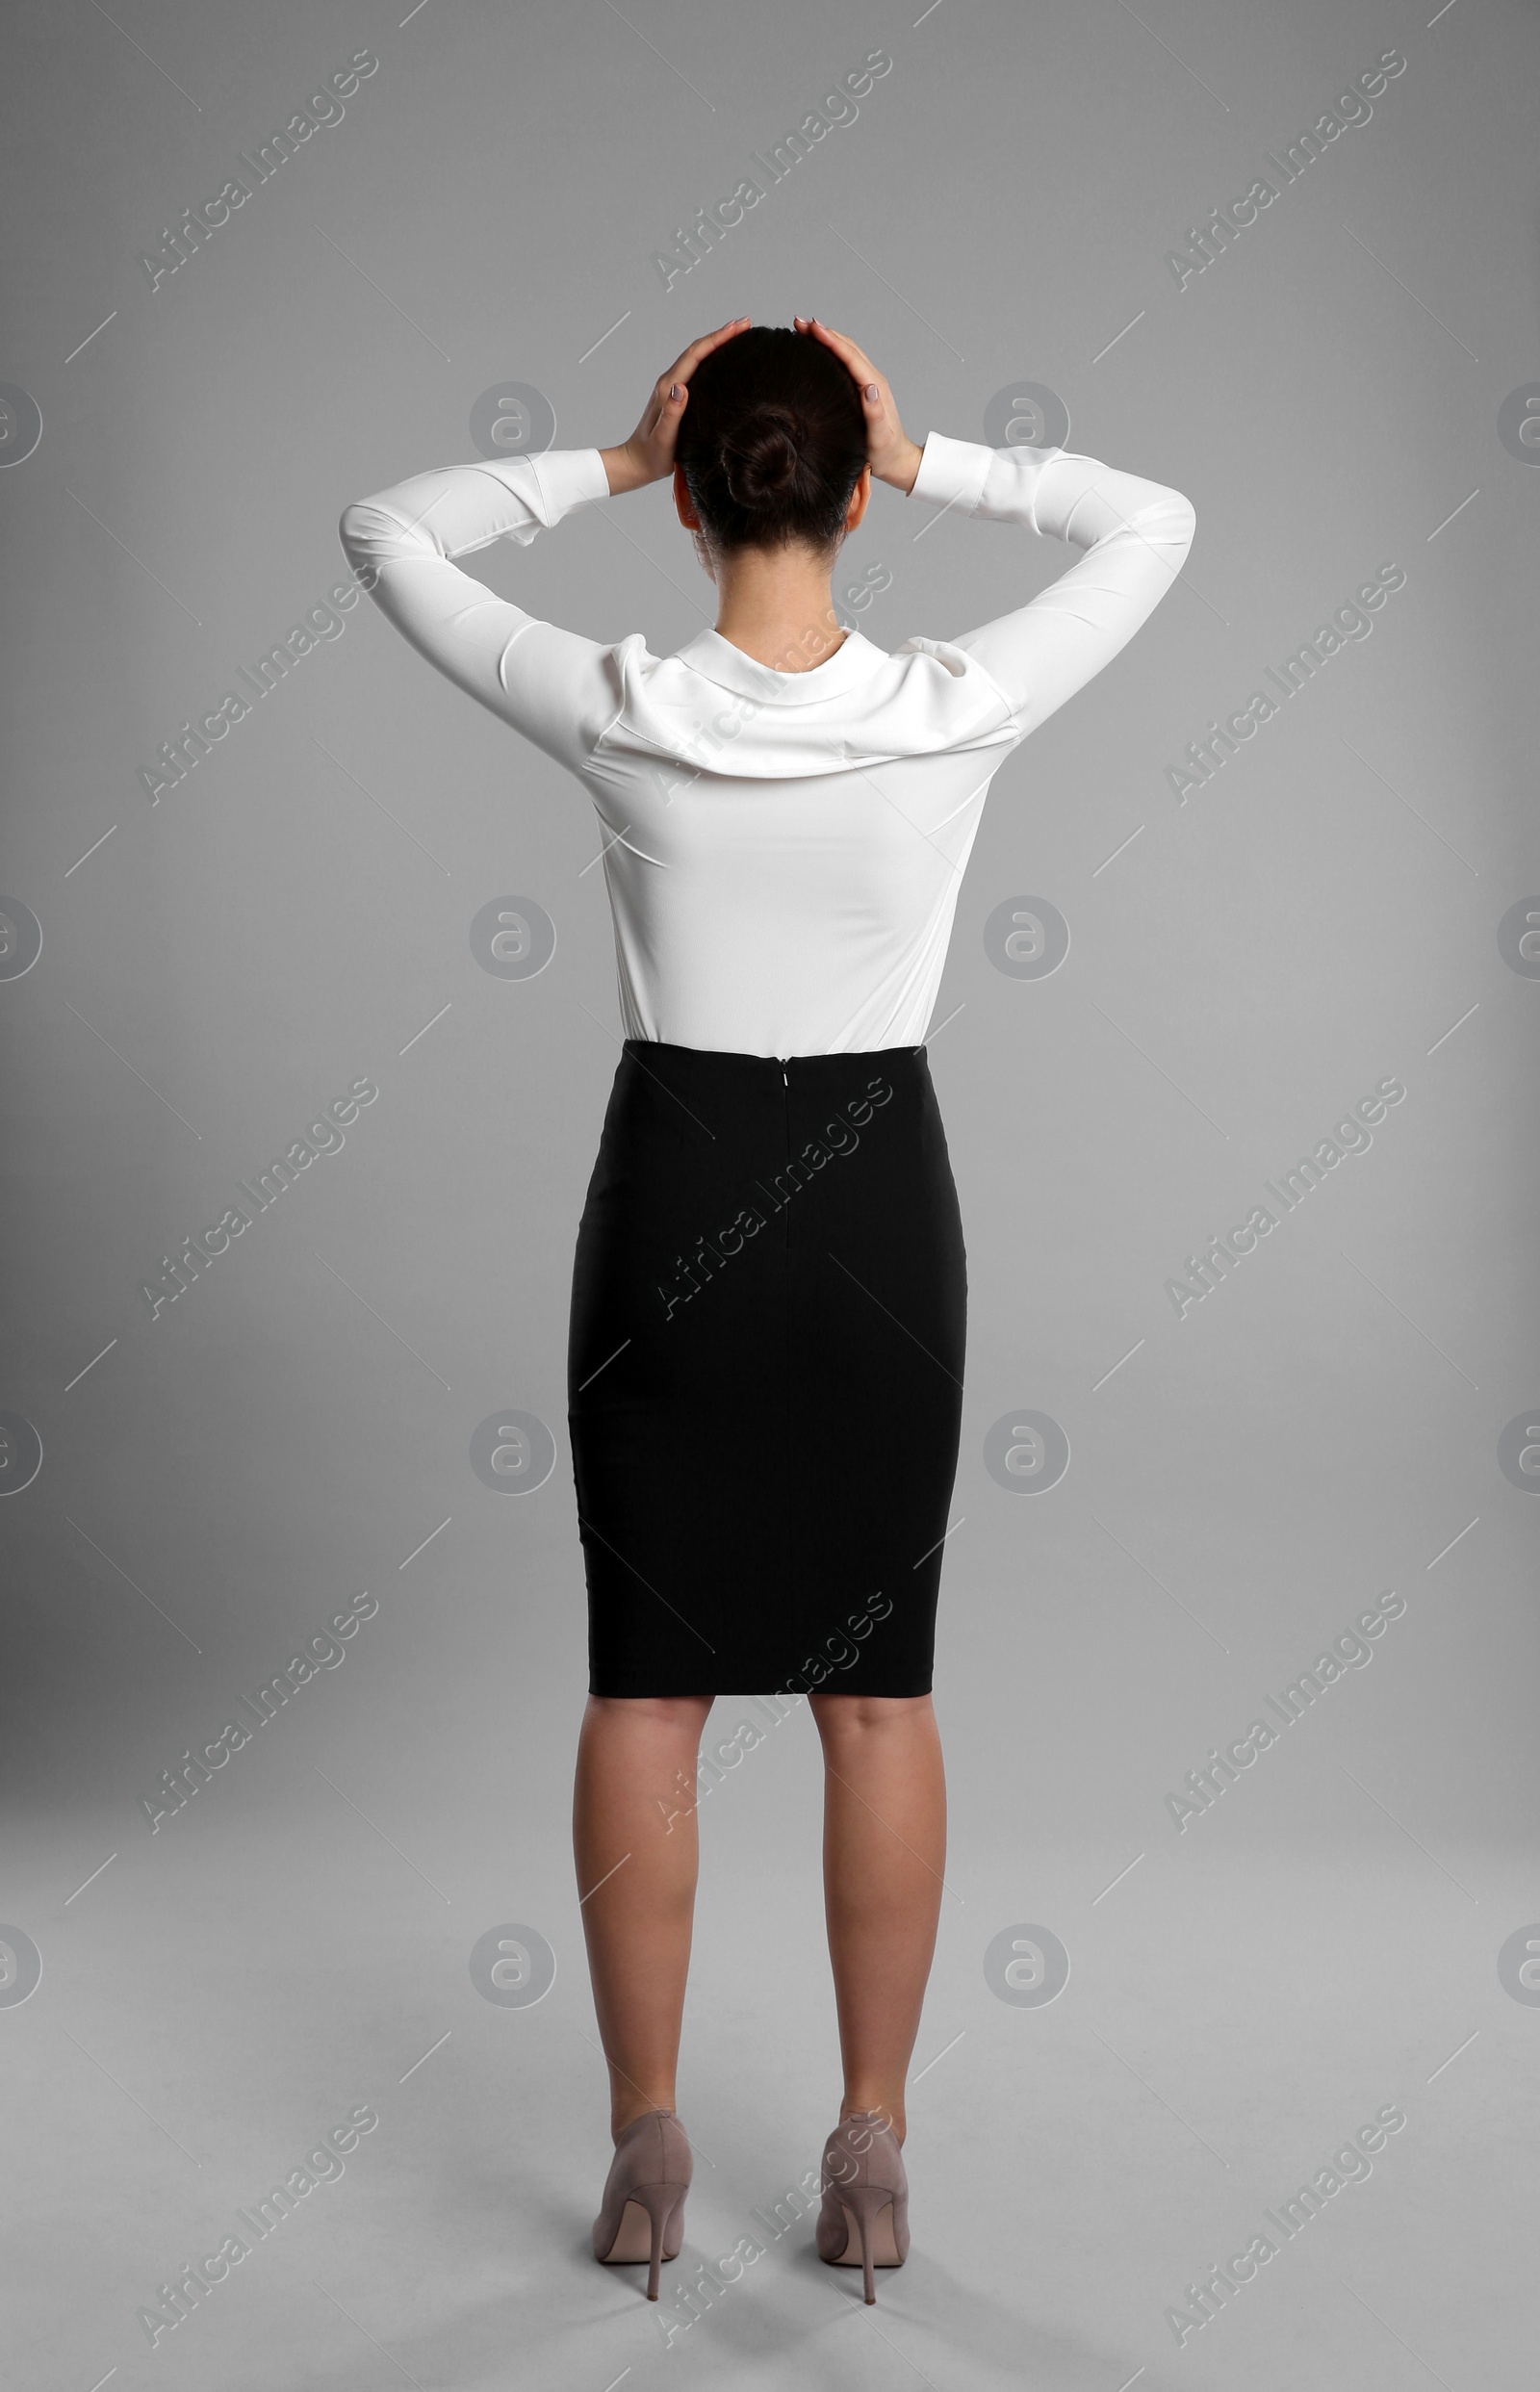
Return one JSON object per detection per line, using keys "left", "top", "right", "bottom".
{"left": 864, "top": 383, "right": 878, "bottom": 400}
{"left": 670, "top": 383, "right": 682, "bottom": 398}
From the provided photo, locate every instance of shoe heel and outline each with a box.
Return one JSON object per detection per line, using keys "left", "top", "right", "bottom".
{"left": 591, "top": 2108, "right": 693, "bottom": 2301}
{"left": 631, "top": 2179, "right": 681, "bottom": 2302}
{"left": 837, "top": 2183, "right": 895, "bottom": 2305}
{"left": 816, "top": 2110, "right": 910, "bottom": 2302}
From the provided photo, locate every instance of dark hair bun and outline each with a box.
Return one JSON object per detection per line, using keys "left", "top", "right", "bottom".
{"left": 721, "top": 405, "right": 802, "bottom": 510}
{"left": 674, "top": 326, "right": 866, "bottom": 553}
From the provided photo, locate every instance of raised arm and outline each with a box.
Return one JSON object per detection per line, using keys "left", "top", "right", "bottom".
{"left": 337, "top": 448, "right": 618, "bottom": 774}
{"left": 792, "top": 315, "right": 1195, "bottom": 738}
{"left": 338, "top": 318, "right": 757, "bottom": 774}
{"left": 903, "top": 432, "right": 1196, "bottom": 736}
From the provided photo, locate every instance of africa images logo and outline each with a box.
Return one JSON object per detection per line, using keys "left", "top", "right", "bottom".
{"left": 654, "top": 1071, "right": 895, "bottom": 1322}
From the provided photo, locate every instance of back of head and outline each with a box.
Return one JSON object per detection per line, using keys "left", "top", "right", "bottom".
{"left": 676, "top": 324, "right": 867, "bottom": 556}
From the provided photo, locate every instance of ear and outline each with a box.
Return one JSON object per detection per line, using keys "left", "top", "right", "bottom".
{"left": 844, "top": 464, "right": 872, "bottom": 533}
{"left": 673, "top": 465, "right": 701, "bottom": 529}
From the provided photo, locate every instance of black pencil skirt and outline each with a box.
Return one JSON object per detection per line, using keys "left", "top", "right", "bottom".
{"left": 566, "top": 1039, "right": 967, "bottom": 1698}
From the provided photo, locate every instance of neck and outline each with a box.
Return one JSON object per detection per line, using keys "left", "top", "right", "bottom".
{"left": 708, "top": 545, "right": 848, "bottom": 674}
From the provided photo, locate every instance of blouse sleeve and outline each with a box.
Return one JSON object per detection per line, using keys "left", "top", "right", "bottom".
{"left": 902, "top": 430, "right": 1196, "bottom": 738}
{"left": 337, "top": 447, "right": 620, "bottom": 775}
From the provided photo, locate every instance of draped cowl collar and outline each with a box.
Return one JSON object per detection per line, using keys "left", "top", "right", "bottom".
{"left": 668, "top": 625, "right": 892, "bottom": 706}
{"left": 595, "top": 620, "right": 1017, "bottom": 781}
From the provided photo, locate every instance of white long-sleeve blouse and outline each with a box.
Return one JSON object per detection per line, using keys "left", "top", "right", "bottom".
{"left": 338, "top": 431, "right": 1195, "bottom": 1057}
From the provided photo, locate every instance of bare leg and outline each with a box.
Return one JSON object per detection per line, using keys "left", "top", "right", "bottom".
{"left": 573, "top": 1693, "right": 714, "bottom": 2142}
{"left": 808, "top": 1692, "right": 946, "bottom": 2146}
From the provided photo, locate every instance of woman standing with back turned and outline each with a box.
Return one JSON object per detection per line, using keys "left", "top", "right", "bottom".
{"left": 340, "top": 317, "right": 1195, "bottom": 2305}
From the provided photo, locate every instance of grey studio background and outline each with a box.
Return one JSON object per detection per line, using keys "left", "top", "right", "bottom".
{"left": 1, "top": 0, "right": 1536, "bottom": 2385}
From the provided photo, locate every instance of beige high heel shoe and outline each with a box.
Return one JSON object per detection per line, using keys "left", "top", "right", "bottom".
{"left": 814, "top": 2109, "right": 910, "bottom": 2303}
{"left": 591, "top": 2108, "right": 693, "bottom": 2302}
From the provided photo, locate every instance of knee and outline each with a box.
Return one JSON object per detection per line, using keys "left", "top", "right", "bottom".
{"left": 809, "top": 1691, "right": 934, "bottom": 1740}
{"left": 585, "top": 1693, "right": 712, "bottom": 1736}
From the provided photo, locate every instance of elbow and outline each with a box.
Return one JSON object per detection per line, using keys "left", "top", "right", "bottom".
{"left": 1160, "top": 488, "right": 1197, "bottom": 569}
{"left": 1122, "top": 484, "right": 1196, "bottom": 573}
{"left": 338, "top": 497, "right": 369, "bottom": 566}
{"left": 337, "top": 498, "right": 385, "bottom": 593}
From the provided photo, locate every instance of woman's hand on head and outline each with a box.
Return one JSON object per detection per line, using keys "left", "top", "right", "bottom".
{"left": 600, "top": 318, "right": 752, "bottom": 496}
{"left": 794, "top": 318, "right": 923, "bottom": 494}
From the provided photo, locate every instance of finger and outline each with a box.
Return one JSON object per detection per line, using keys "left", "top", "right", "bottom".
{"left": 664, "top": 317, "right": 751, "bottom": 386}
{"left": 808, "top": 322, "right": 888, "bottom": 411}
{"left": 643, "top": 379, "right": 689, "bottom": 441}
{"left": 805, "top": 317, "right": 878, "bottom": 380}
